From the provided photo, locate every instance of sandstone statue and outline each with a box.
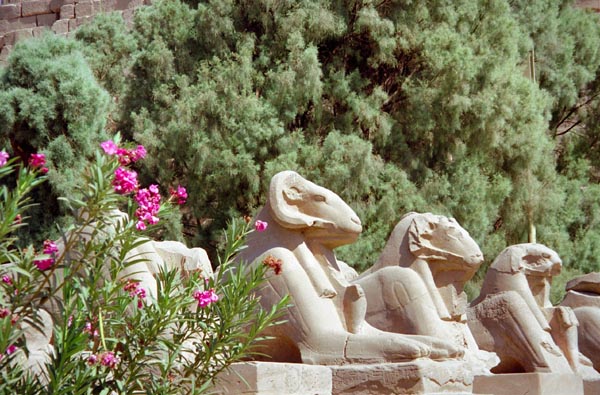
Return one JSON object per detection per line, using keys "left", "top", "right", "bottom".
{"left": 561, "top": 272, "right": 600, "bottom": 372}
{"left": 468, "top": 243, "right": 597, "bottom": 379}
{"left": 237, "top": 170, "right": 464, "bottom": 365}
{"left": 355, "top": 212, "right": 498, "bottom": 373}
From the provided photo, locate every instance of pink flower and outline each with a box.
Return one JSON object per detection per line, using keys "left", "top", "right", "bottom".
{"left": 87, "top": 354, "right": 98, "bottom": 365}
{"left": 99, "top": 351, "right": 119, "bottom": 369}
{"left": 83, "top": 321, "right": 99, "bottom": 338}
{"left": 43, "top": 240, "right": 58, "bottom": 255}
{"left": 170, "top": 185, "right": 187, "bottom": 205}
{"left": 193, "top": 288, "right": 219, "bottom": 308}
{"left": 112, "top": 167, "right": 138, "bottom": 194}
{"left": 135, "top": 185, "right": 161, "bottom": 230}
{"left": 124, "top": 280, "right": 147, "bottom": 308}
{"left": 0, "top": 152, "right": 9, "bottom": 167}
{"left": 0, "top": 308, "right": 10, "bottom": 318}
{"left": 34, "top": 258, "right": 54, "bottom": 271}
{"left": 1, "top": 275, "right": 12, "bottom": 285}
{"left": 133, "top": 145, "right": 146, "bottom": 161}
{"left": 115, "top": 145, "right": 146, "bottom": 165}
{"left": 254, "top": 220, "right": 268, "bottom": 232}
{"left": 5, "top": 345, "right": 17, "bottom": 355}
{"left": 100, "top": 140, "right": 118, "bottom": 155}
{"left": 28, "top": 153, "right": 46, "bottom": 169}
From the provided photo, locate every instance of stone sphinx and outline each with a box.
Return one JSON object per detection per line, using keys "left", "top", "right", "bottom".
{"left": 237, "top": 171, "right": 464, "bottom": 365}
{"left": 560, "top": 272, "right": 600, "bottom": 372}
{"left": 354, "top": 212, "right": 497, "bottom": 372}
{"left": 468, "top": 243, "right": 596, "bottom": 378}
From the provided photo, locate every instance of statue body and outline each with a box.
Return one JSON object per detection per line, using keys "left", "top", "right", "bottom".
{"left": 561, "top": 273, "right": 600, "bottom": 372}
{"left": 468, "top": 243, "right": 597, "bottom": 379}
{"left": 238, "top": 171, "right": 465, "bottom": 365}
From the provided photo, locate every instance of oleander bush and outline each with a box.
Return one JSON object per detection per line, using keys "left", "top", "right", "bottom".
{"left": 0, "top": 142, "right": 287, "bottom": 394}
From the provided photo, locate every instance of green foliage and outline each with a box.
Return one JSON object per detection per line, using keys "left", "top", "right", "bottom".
{"left": 0, "top": 33, "right": 111, "bottom": 245}
{"left": 0, "top": 149, "right": 287, "bottom": 394}
{"left": 4, "top": 0, "right": 600, "bottom": 299}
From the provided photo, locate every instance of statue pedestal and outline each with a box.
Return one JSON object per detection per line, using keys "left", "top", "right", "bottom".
{"left": 213, "top": 360, "right": 476, "bottom": 394}
{"left": 212, "top": 362, "right": 332, "bottom": 395}
{"left": 330, "top": 360, "right": 474, "bottom": 394}
{"left": 473, "top": 373, "right": 583, "bottom": 395}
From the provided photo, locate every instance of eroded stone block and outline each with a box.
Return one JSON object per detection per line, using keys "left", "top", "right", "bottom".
{"left": 59, "top": 4, "right": 74, "bottom": 19}
{"left": 213, "top": 362, "right": 332, "bottom": 395}
{"left": 473, "top": 373, "right": 583, "bottom": 395}
{"left": 22, "top": 0, "right": 51, "bottom": 17}
{"left": 331, "top": 360, "right": 474, "bottom": 395}
{"left": 0, "top": 4, "right": 21, "bottom": 19}
{"left": 36, "top": 13, "right": 58, "bottom": 27}
{"left": 51, "top": 18, "right": 68, "bottom": 34}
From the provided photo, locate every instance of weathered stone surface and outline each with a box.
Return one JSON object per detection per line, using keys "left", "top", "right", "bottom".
{"left": 473, "top": 373, "right": 583, "bottom": 395}
{"left": 75, "top": 0, "right": 93, "bottom": 17}
{"left": 51, "top": 18, "right": 68, "bottom": 34}
{"left": 151, "top": 240, "right": 213, "bottom": 278}
{"left": 331, "top": 360, "right": 474, "bottom": 395}
{"left": 36, "top": 12, "right": 58, "bottom": 27}
{"left": 213, "top": 362, "right": 332, "bottom": 395}
{"left": 59, "top": 4, "right": 74, "bottom": 19}
{"left": 0, "top": 4, "right": 21, "bottom": 19}
{"left": 566, "top": 272, "right": 600, "bottom": 294}
{"left": 49, "top": 0, "right": 75, "bottom": 13}
{"left": 0, "top": 44, "right": 12, "bottom": 62}
{"left": 22, "top": 0, "right": 51, "bottom": 17}
{"left": 32, "top": 26, "right": 49, "bottom": 37}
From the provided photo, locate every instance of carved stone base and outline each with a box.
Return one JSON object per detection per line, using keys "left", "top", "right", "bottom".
{"left": 473, "top": 373, "right": 584, "bottom": 395}
{"left": 584, "top": 378, "right": 600, "bottom": 395}
{"left": 330, "top": 360, "right": 474, "bottom": 394}
{"left": 212, "top": 362, "right": 332, "bottom": 395}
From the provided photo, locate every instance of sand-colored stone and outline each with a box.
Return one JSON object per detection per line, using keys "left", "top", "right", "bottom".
{"left": 357, "top": 212, "right": 498, "bottom": 374}
{"left": 237, "top": 171, "right": 464, "bottom": 365}
{"left": 473, "top": 372, "right": 583, "bottom": 395}
{"left": 469, "top": 244, "right": 600, "bottom": 394}
{"left": 213, "top": 362, "right": 332, "bottom": 395}
{"left": 330, "top": 360, "right": 475, "bottom": 395}
{"left": 561, "top": 272, "right": 600, "bottom": 373}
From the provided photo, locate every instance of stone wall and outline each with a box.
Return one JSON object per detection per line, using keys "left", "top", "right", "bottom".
{"left": 0, "top": 0, "right": 149, "bottom": 65}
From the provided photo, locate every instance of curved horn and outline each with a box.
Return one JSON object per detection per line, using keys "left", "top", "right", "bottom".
{"left": 269, "top": 171, "right": 316, "bottom": 229}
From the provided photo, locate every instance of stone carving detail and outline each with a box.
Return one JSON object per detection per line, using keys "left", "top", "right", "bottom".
{"left": 238, "top": 171, "right": 463, "bottom": 365}
{"left": 468, "top": 243, "right": 597, "bottom": 380}
{"left": 561, "top": 272, "right": 600, "bottom": 372}
{"left": 356, "top": 212, "right": 498, "bottom": 373}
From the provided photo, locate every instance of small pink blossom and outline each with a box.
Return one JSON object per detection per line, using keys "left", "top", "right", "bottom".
{"left": 99, "top": 351, "right": 119, "bottom": 369}
{"left": 133, "top": 145, "right": 146, "bottom": 161}
{"left": 124, "top": 280, "right": 147, "bottom": 308}
{"left": 170, "top": 185, "right": 187, "bottom": 205}
{"left": 14, "top": 214, "right": 21, "bottom": 224}
{"left": 112, "top": 167, "right": 138, "bottom": 194}
{"left": 135, "top": 185, "right": 161, "bottom": 230}
{"left": 83, "top": 322, "right": 99, "bottom": 338}
{"left": 193, "top": 288, "right": 219, "bottom": 308}
{"left": 29, "top": 153, "right": 46, "bottom": 169}
{"left": 43, "top": 240, "right": 58, "bottom": 255}
{"left": 0, "top": 152, "right": 9, "bottom": 167}
{"left": 254, "top": 220, "right": 268, "bottom": 232}
{"left": 67, "top": 315, "right": 73, "bottom": 328}
{"left": 87, "top": 354, "right": 98, "bottom": 365}
{"left": 1, "top": 275, "right": 12, "bottom": 285}
{"left": 5, "top": 345, "right": 17, "bottom": 355}
{"left": 34, "top": 258, "right": 54, "bottom": 271}
{"left": 0, "top": 308, "right": 10, "bottom": 318}
{"left": 100, "top": 140, "right": 118, "bottom": 155}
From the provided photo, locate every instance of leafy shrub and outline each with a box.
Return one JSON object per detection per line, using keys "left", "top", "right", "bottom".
{"left": 0, "top": 142, "right": 287, "bottom": 394}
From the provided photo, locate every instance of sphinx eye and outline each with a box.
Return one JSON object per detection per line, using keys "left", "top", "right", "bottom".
{"left": 313, "top": 195, "right": 326, "bottom": 202}
{"left": 542, "top": 252, "right": 551, "bottom": 259}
